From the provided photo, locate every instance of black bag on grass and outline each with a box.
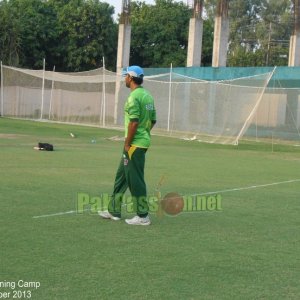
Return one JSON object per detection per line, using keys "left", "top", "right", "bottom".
{"left": 38, "top": 142, "right": 54, "bottom": 151}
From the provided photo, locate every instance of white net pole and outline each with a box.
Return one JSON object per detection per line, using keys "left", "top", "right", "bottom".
{"left": 114, "top": 73, "right": 121, "bottom": 125}
{"left": 285, "top": 95, "right": 300, "bottom": 137}
{"left": 48, "top": 65, "right": 55, "bottom": 120}
{"left": 234, "top": 67, "right": 276, "bottom": 145}
{"left": 40, "top": 58, "right": 46, "bottom": 119}
{"left": 102, "top": 57, "right": 106, "bottom": 127}
{"left": 167, "top": 63, "right": 173, "bottom": 132}
{"left": 1, "top": 61, "right": 3, "bottom": 116}
{"left": 255, "top": 111, "right": 258, "bottom": 142}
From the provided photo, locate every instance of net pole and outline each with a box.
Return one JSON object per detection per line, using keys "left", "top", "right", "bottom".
{"left": 40, "top": 58, "right": 46, "bottom": 119}
{"left": 114, "top": 68, "right": 122, "bottom": 125}
{"left": 167, "top": 63, "right": 173, "bottom": 131}
{"left": 100, "top": 72, "right": 103, "bottom": 125}
{"left": 48, "top": 65, "right": 55, "bottom": 120}
{"left": 102, "top": 56, "right": 106, "bottom": 127}
{"left": 255, "top": 110, "right": 258, "bottom": 142}
{"left": 1, "top": 61, "right": 3, "bottom": 116}
{"left": 285, "top": 95, "right": 300, "bottom": 138}
{"left": 234, "top": 67, "right": 277, "bottom": 145}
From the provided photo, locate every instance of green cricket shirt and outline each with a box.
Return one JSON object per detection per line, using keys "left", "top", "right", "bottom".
{"left": 124, "top": 86, "right": 156, "bottom": 148}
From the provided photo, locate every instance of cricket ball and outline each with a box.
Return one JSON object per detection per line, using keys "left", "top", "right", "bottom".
{"left": 161, "top": 192, "right": 184, "bottom": 216}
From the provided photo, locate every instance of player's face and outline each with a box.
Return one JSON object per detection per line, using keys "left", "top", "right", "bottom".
{"left": 125, "top": 74, "right": 132, "bottom": 88}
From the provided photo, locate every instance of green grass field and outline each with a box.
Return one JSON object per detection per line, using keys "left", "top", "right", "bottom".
{"left": 0, "top": 118, "right": 299, "bottom": 300}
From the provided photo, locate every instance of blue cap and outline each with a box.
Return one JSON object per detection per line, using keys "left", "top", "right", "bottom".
{"left": 123, "top": 65, "right": 144, "bottom": 78}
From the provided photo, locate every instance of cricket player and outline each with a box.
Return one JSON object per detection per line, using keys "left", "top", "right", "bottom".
{"left": 99, "top": 66, "right": 156, "bottom": 225}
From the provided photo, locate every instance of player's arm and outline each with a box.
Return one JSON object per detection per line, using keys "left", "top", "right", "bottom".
{"left": 150, "top": 104, "right": 157, "bottom": 130}
{"left": 151, "top": 120, "right": 156, "bottom": 130}
{"left": 125, "top": 119, "right": 139, "bottom": 152}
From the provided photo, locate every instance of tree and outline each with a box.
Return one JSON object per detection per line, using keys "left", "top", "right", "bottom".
{"left": 17, "top": 0, "right": 59, "bottom": 69}
{"left": 255, "top": 0, "right": 293, "bottom": 66}
{"left": 54, "top": 0, "right": 117, "bottom": 71}
{"left": 0, "top": 0, "right": 21, "bottom": 66}
{"left": 0, "top": 0, "right": 294, "bottom": 69}
{"left": 202, "top": 7, "right": 214, "bottom": 66}
{"left": 130, "top": 0, "right": 192, "bottom": 67}
{"left": 0, "top": 0, "right": 118, "bottom": 71}
{"left": 227, "top": 0, "right": 293, "bottom": 67}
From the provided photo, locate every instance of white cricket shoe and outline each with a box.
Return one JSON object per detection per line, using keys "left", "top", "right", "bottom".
{"left": 125, "top": 215, "right": 151, "bottom": 226}
{"left": 98, "top": 210, "right": 121, "bottom": 221}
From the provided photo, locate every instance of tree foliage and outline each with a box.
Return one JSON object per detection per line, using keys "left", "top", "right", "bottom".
{"left": 227, "top": 0, "right": 293, "bottom": 66}
{"left": 0, "top": 0, "right": 117, "bottom": 71}
{"left": 0, "top": 0, "right": 22, "bottom": 66}
{"left": 0, "top": 0, "right": 296, "bottom": 69}
{"left": 129, "top": 0, "right": 214, "bottom": 67}
{"left": 130, "top": 0, "right": 191, "bottom": 67}
{"left": 54, "top": 0, "right": 117, "bottom": 71}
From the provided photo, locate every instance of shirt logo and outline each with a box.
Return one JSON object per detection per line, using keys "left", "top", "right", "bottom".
{"left": 145, "top": 103, "right": 154, "bottom": 110}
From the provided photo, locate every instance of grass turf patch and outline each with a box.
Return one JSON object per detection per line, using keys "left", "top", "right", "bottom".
{"left": 0, "top": 118, "right": 299, "bottom": 299}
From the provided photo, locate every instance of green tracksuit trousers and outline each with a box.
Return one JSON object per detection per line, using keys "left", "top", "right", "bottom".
{"left": 108, "top": 147, "right": 149, "bottom": 218}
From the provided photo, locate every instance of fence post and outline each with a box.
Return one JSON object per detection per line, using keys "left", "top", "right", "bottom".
{"left": 1, "top": 61, "right": 3, "bottom": 116}
{"left": 167, "top": 63, "right": 173, "bottom": 132}
{"left": 49, "top": 65, "right": 55, "bottom": 120}
{"left": 40, "top": 58, "right": 46, "bottom": 119}
{"left": 102, "top": 56, "right": 106, "bottom": 127}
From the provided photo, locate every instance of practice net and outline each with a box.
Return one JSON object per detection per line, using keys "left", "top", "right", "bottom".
{"left": 1, "top": 65, "right": 299, "bottom": 145}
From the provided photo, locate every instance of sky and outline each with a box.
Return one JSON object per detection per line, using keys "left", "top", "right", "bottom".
{"left": 109, "top": 0, "right": 183, "bottom": 20}
{"left": 109, "top": 0, "right": 155, "bottom": 19}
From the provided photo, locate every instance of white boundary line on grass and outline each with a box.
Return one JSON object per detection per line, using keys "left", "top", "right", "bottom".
{"left": 191, "top": 178, "right": 300, "bottom": 197}
{"left": 32, "top": 178, "right": 300, "bottom": 219}
{"left": 32, "top": 208, "right": 90, "bottom": 219}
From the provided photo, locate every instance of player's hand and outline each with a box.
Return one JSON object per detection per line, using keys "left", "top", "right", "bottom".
{"left": 124, "top": 144, "right": 131, "bottom": 152}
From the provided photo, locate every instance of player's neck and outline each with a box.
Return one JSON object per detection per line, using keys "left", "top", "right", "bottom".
{"left": 130, "top": 84, "right": 141, "bottom": 91}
